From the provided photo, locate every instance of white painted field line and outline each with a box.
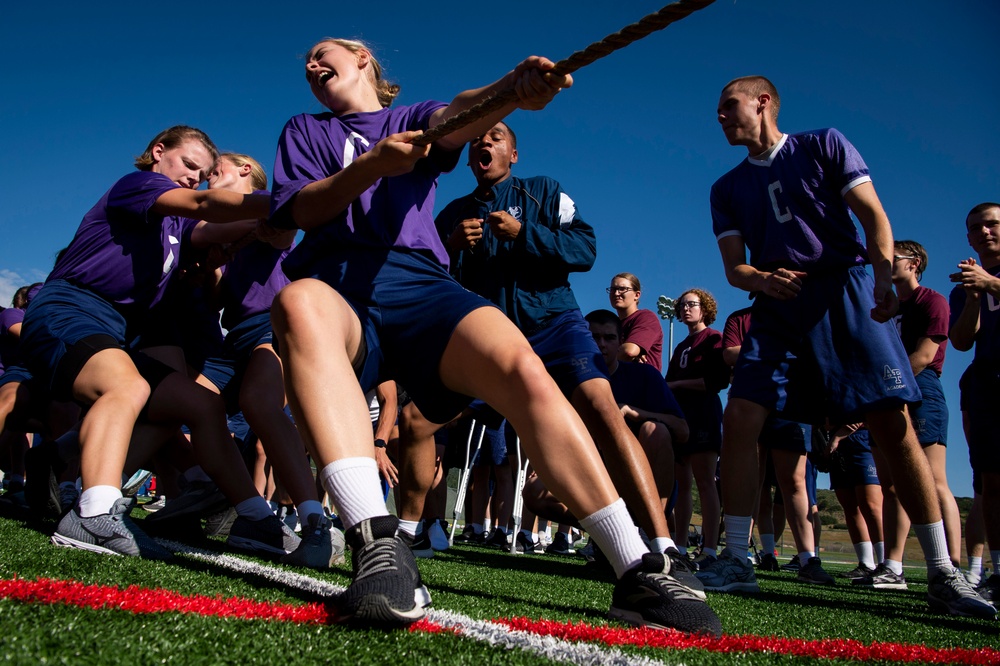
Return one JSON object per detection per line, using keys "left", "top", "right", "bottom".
{"left": 158, "top": 539, "right": 682, "bottom": 666}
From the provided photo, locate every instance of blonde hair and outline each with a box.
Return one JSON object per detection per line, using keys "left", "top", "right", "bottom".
{"left": 613, "top": 272, "right": 642, "bottom": 292}
{"left": 310, "top": 38, "right": 400, "bottom": 108}
{"left": 220, "top": 152, "right": 268, "bottom": 191}
{"left": 134, "top": 125, "right": 219, "bottom": 171}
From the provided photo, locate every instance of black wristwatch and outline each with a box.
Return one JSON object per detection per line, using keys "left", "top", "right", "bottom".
{"left": 374, "top": 438, "right": 388, "bottom": 449}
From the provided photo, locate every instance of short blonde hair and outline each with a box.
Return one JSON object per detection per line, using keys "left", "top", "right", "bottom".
{"left": 309, "top": 38, "right": 400, "bottom": 108}
{"left": 220, "top": 152, "right": 268, "bottom": 191}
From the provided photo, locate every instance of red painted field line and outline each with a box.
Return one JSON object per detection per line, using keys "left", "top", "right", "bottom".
{"left": 2, "top": 577, "right": 996, "bottom": 665}
{"left": 495, "top": 617, "right": 1000, "bottom": 665}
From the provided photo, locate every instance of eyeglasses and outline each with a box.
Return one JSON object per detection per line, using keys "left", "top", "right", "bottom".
{"left": 677, "top": 301, "right": 701, "bottom": 309}
{"left": 607, "top": 286, "right": 635, "bottom": 294}
{"left": 893, "top": 255, "right": 915, "bottom": 262}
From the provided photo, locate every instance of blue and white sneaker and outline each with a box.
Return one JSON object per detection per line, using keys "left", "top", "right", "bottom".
{"left": 695, "top": 549, "right": 759, "bottom": 593}
{"left": 927, "top": 567, "right": 997, "bottom": 619}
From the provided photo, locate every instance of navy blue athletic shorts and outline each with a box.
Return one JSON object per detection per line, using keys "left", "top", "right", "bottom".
{"left": 829, "top": 429, "right": 880, "bottom": 489}
{"left": 306, "top": 248, "right": 492, "bottom": 424}
{"left": 731, "top": 266, "right": 921, "bottom": 424}
{"left": 910, "top": 369, "right": 948, "bottom": 446}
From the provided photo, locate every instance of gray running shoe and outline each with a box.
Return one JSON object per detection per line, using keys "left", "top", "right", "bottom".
{"left": 281, "top": 513, "right": 346, "bottom": 568}
{"left": 927, "top": 567, "right": 997, "bottom": 619}
{"left": 851, "top": 563, "right": 908, "bottom": 590}
{"left": 665, "top": 547, "right": 707, "bottom": 600}
{"left": 144, "top": 479, "right": 228, "bottom": 523}
{"left": 797, "top": 557, "right": 836, "bottom": 585}
{"left": 52, "top": 497, "right": 171, "bottom": 560}
{"left": 839, "top": 562, "right": 875, "bottom": 579}
{"left": 610, "top": 552, "right": 722, "bottom": 636}
{"left": 203, "top": 506, "right": 237, "bottom": 537}
{"left": 227, "top": 514, "right": 301, "bottom": 555}
{"left": 335, "top": 515, "right": 430, "bottom": 627}
{"left": 695, "top": 549, "right": 760, "bottom": 593}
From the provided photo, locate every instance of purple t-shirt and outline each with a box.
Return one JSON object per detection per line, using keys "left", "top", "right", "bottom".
{"left": 47, "top": 171, "right": 197, "bottom": 315}
{"left": 620, "top": 308, "right": 664, "bottom": 372}
{"left": 0, "top": 307, "right": 25, "bottom": 373}
{"left": 895, "top": 285, "right": 948, "bottom": 375}
{"left": 220, "top": 241, "right": 293, "bottom": 329}
{"left": 711, "top": 129, "right": 870, "bottom": 272}
{"left": 949, "top": 265, "right": 1000, "bottom": 366}
{"left": 608, "top": 360, "right": 683, "bottom": 419}
{"left": 270, "top": 102, "right": 462, "bottom": 278}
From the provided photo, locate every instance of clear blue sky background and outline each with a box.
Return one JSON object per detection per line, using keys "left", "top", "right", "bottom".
{"left": 1, "top": 1, "right": 997, "bottom": 497}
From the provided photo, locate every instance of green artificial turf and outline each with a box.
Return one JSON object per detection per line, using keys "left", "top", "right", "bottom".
{"left": 0, "top": 508, "right": 996, "bottom": 665}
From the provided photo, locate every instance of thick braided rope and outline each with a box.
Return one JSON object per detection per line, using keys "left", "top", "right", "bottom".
{"left": 412, "top": 0, "right": 716, "bottom": 147}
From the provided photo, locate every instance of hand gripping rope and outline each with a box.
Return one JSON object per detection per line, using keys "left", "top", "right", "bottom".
{"left": 235, "top": 0, "right": 715, "bottom": 252}
{"left": 411, "top": 0, "right": 717, "bottom": 147}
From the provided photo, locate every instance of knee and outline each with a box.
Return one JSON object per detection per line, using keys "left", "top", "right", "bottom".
{"left": 271, "top": 280, "right": 331, "bottom": 334}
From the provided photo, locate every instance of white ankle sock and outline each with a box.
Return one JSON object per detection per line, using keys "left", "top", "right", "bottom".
{"left": 78, "top": 485, "right": 123, "bottom": 518}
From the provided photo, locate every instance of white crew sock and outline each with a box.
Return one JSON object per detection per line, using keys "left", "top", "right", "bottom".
{"left": 650, "top": 536, "right": 677, "bottom": 553}
{"left": 319, "top": 457, "right": 388, "bottom": 530}
{"left": 398, "top": 519, "right": 420, "bottom": 538}
{"left": 885, "top": 559, "right": 904, "bottom": 576}
{"left": 854, "top": 541, "right": 875, "bottom": 568}
{"left": 579, "top": 498, "right": 647, "bottom": 578}
{"left": 874, "top": 541, "right": 885, "bottom": 563}
{"left": 913, "top": 520, "right": 952, "bottom": 575}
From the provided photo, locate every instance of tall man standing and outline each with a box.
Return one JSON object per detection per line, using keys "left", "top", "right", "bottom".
{"left": 698, "top": 75, "right": 994, "bottom": 618}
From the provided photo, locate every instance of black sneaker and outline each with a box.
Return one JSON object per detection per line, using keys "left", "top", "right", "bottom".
{"left": 25, "top": 441, "right": 66, "bottom": 519}
{"left": 399, "top": 526, "right": 434, "bottom": 559}
{"left": 665, "top": 547, "right": 707, "bottom": 600}
{"left": 797, "top": 557, "right": 835, "bottom": 585}
{"left": 757, "top": 553, "right": 780, "bottom": 571}
{"left": 52, "top": 497, "right": 171, "bottom": 560}
{"left": 545, "top": 531, "right": 575, "bottom": 556}
{"left": 839, "top": 562, "right": 875, "bottom": 580}
{"left": 514, "top": 531, "right": 536, "bottom": 554}
{"left": 609, "top": 553, "right": 722, "bottom": 636}
{"left": 927, "top": 567, "right": 997, "bottom": 619}
{"left": 976, "top": 573, "right": 999, "bottom": 606}
{"left": 227, "top": 514, "right": 301, "bottom": 556}
{"left": 335, "top": 515, "right": 430, "bottom": 627}
{"left": 453, "top": 525, "right": 476, "bottom": 543}
{"left": 485, "top": 528, "right": 510, "bottom": 550}
{"left": 781, "top": 554, "right": 801, "bottom": 572}
{"left": 144, "top": 479, "right": 228, "bottom": 524}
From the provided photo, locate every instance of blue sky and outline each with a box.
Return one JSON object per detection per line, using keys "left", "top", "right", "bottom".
{"left": 1, "top": 0, "right": 997, "bottom": 497}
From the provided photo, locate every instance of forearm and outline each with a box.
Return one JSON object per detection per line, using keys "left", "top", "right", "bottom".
{"left": 291, "top": 152, "right": 384, "bottom": 232}
{"left": 949, "top": 303, "right": 980, "bottom": 351}
{"left": 725, "top": 262, "right": 769, "bottom": 293}
{"left": 432, "top": 76, "right": 520, "bottom": 151}
{"left": 155, "top": 190, "right": 270, "bottom": 223}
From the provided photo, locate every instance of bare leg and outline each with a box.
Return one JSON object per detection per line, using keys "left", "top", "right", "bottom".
{"left": 772, "top": 449, "right": 813, "bottom": 555}
{"left": 571, "top": 378, "right": 669, "bottom": 538}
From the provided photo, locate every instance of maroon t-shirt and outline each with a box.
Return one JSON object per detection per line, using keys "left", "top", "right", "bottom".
{"left": 896, "top": 285, "right": 949, "bottom": 375}
{"left": 722, "top": 307, "right": 753, "bottom": 351}
{"left": 620, "top": 308, "right": 664, "bottom": 372}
